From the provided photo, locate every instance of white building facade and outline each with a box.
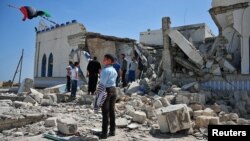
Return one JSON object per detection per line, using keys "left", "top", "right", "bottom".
{"left": 34, "top": 20, "right": 88, "bottom": 88}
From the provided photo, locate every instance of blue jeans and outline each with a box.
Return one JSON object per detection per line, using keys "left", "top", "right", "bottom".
{"left": 128, "top": 70, "right": 135, "bottom": 82}
{"left": 71, "top": 80, "right": 77, "bottom": 97}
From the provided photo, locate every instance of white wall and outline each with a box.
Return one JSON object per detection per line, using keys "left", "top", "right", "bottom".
{"left": 140, "top": 29, "right": 163, "bottom": 46}
{"left": 35, "top": 22, "right": 85, "bottom": 78}
{"left": 139, "top": 23, "right": 214, "bottom": 46}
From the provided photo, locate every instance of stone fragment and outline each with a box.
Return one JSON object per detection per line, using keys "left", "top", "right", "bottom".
{"left": 57, "top": 117, "right": 78, "bottom": 135}
{"left": 23, "top": 95, "right": 37, "bottom": 105}
{"left": 155, "top": 104, "right": 192, "bottom": 133}
{"left": 45, "top": 117, "right": 57, "bottom": 127}
{"left": 126, "top": 81, "right": 140, "bottom": 94}
{"left": 132, "top": 111, "right": 146, "bottom": 124}
{"left": 116, "top": 118, "right": 128, "bottom": 128}
{"left": 18, "top": 78, "right": 33, "bottom": 93}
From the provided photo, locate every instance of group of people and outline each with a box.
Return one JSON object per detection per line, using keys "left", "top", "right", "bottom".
{"left": 65, "top": 53, "right": 138, "bottom": 139}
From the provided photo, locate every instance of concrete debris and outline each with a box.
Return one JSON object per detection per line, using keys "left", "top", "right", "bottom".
{"left": 18, "top": 78, "right": 34, "bottom": 93}
{"left": 44, "top": 84, "right": 66, "bottom": 94}
{"left": 127, "top": 123, "right": 139, "bottom": 129}
{"left": 116, "top": 118, "right": 128, "bottom": 128}
{"left": 57, "top": 117, "right": 78, "bottom": 135}
{"left": 78, "top": 95, "right": 94, "bottom": 105}
{"left": 175, "top": 92, "right": 206, "bottom": 105}
{"left": 155, "top": 104, "right": 192, "bottom": 133}
{"left": 126, "top": 81, "right": 140, "bottom": 94}
{"left": 23, "top": 95, "right": 37, "bottom": 105}
{"left": 30, "top": 88, "right": 44, "bottom": 103}
{"left": 132, "top": 111, "right": 147, "bottom": 124}
{"left": 13, "top": 101, "right": 32, "bottom": 108}
{"left": 45, "top": 117, "right": 57, "bottom": 127}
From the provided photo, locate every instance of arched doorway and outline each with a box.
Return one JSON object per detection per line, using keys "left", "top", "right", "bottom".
{"left": 41, "top": 54, "right": 46, "bottom": 77}
{"left": 47, "top": 53, "right": 53, "bottom": 77}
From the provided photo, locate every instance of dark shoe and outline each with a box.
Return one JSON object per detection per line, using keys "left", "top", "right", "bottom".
{"left": 109, "top": 131, "right": 115, "bottom": 136}
{"left": 94, "top": 132, "right": 107, "bottom": 139}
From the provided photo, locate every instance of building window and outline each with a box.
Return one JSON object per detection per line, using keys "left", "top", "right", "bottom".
{"left": 41, "top": 54, "right": 46, "bottom": 77}
{"left": 69, "top": 49, "right": 74, "bottom": 61}
{"left": 47, "top": 53, "right": 53, "bottom": 77}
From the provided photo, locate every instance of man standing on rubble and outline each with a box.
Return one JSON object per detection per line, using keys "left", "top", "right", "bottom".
{"left": 71, "top": 62, "right": 79, "bottom": 100}
{"left": 94, "top": 54, "right": 117, "bottom": 139}
{"left": 87, "top": 56, "right": 101, "bottom": 95}
{"left": 66, "top": 61, "right": 73, "bottom": 92}
{"left": 121, "top": 54, "right": 127, "bottom": 87}
{"left": 113, "top": 58, "right": 121, "bottom": 87}
{"left": 128, "top": 57, "right": 138, "bottom": 82}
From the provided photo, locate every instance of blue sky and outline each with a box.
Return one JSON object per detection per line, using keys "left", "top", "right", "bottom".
{"left": 0, "top": 0, "right": 217, "bottom": 82}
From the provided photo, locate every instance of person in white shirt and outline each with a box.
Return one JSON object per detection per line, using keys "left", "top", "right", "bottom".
{"left": 71, "top": 62, "right": 79, "bottom": 99}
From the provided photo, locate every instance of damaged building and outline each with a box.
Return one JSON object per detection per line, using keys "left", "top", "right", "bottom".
{"left": 140, "top": 0, "right": 250, "bottom": 91}
{"left": 34, "top": 20, "right": 135, "bottom": 88}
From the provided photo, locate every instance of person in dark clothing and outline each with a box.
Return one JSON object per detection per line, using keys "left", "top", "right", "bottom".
{"left": 94, "top": 54, "right": 117, "bottom": 139}
{"left": 71, "top": 62, "right": 79, "bottom": 99}
{"left": 113, "top": 58, "right": 121, "bottom": 87}
{"left": 120, "top": 54, "right": 127, "bottom": 87}
{"left": 87, "top": 56, "right": 101, "bottom": 95}
{"left": 66, "top": 61, "right": 73, "bottom": 92}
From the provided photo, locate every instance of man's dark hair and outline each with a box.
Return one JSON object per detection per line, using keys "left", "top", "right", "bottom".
{"left": 104, "top": 54, "right": 115, "bottom": 63}
{"left": 121, "top": 53, "right": 125, "bottom": 57}
{"left": 74, "top": 62, "right": 79, "bottom": 66}
{"left": 69, "top": 61, "right": 73, "bottom": 65}
{"left": 93, "top": 56, "right": 97, "bottom": 60}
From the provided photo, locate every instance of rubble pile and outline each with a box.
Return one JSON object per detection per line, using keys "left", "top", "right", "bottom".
{"left": 0, "top": 79, "right": 250, "bottom": 141}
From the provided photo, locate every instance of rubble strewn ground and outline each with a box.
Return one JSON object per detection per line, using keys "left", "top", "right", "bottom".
{"left": 0, "top": 78, "right": 249, "bottom": 141}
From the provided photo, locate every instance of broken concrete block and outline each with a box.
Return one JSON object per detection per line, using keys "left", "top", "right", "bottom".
{"left": 78, "top": 95, "right": 94, "bottom": 105}
{"left": 175, "top": 92, "right": 205, "bottom": 105}
{"left": 237, "top": 118, "right": 249, "bottom": 125}
{"left": 150, "top": 124, "right": 161, "bottom": 135}
{"left": 44, "top": 84, "right": 66, "bottom": 94}
{"left": 229, "top": 113, "right": 239, "bottom": 122}
{"left": 30, "top": 88, "right": 44, "bottom": 103}
{"left": 126, "top": 82, "right": 140, "bottom": 94}
{"left": 125, "top": 105, "right": 135, "bottom": 117}
{"left": 18, "top": 78, "right": 34, "bottom": 93}
{"left": 168, "top": 30, "right": 204, "bottom": 68}
{"left": 116, "top": 118, "right": 128, "bottom": 128}
{"left": 203, "top": 108, "right": 215, "bottom": 116}
{"left": 155, "top": 104, "right": 192, "bottom": 133}
{"left": 195, "top": 116, "right": 210, "bottom": 128}
{"left": 206, "top": 60, "right": 214, "bottom": 68}
{"left": 209, "top": 117, "right": 220, "bottom": 125}
{"left": 160, "top": 97, "right": 171, "bottom": 107}
{"left": 0, "top": 100, "right": 12, "bottom": 106}
{"left": 132, "top": 111, "right": 147, "bottom": 124}
{"left": 211, "top": 103, "right": 221, "bottom": 113}
{"left": 195, "top": 116, "right": 219, "bottom": 128}
{"left": 45, "top": 117, "right": 57, "bottom": 127}
{"left": 142, "top": 105, "right": 156, "bottom": 119}
{"left": 13, "top": 101, "right": 31, "bottom": 108}
{"left": 23, "top": 95, "right": 37, "bottom": 105}
{"left": 211, "top": 64, "right": 221, "bottom": 75}
{"left": 153, "top": 99, "right": 163, "bottom": 109}
{"left": 57, "top": 117, "right": 78, "bottom": 135}
{"left": 193, "top": 110, "right": 204, "bottom": 119}
{"left": 41, "top": 99, "right": 50, "bottom": 106}
{"left": 127, "top": 123, "right": 139, "bottom": 129}
{"left": 219, "top": 58, "right": 236, "bottom": 73}
{"left": 13, "top": 132, "right": 23, "bottom": 137}
{"left": 189, "top": 103, "right": 203, "bottom": 111}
